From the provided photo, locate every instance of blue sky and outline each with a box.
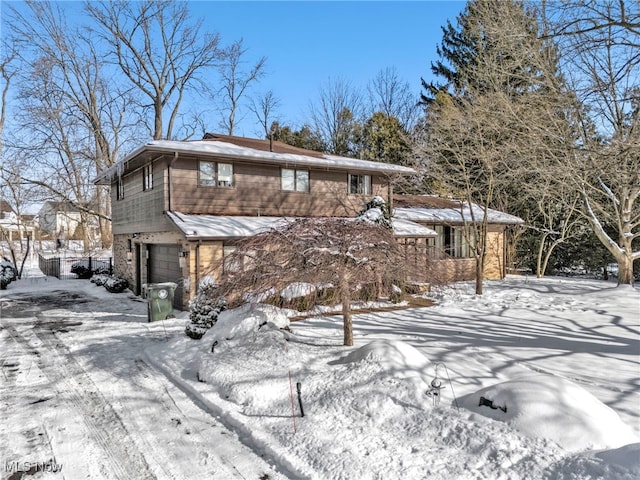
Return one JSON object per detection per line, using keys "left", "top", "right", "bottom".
{"left": 1, "top": 0, "right": 467, "bottom": 137}
{"left": 190, "top": 1, "right": 466, "bottom": 135}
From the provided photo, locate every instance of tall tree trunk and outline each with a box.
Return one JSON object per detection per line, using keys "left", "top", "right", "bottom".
{"left": 617, "top": 252, "right": 634, "bottom": 286}
{"left": 340, "top": 275, "right": 353, "bottom": 346}
{"left": 475, "top": 255, "right": 484, "bottom": 295}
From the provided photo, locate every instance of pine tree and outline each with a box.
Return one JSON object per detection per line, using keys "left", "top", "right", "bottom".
{"left": 417, "top": 0, "right": 578, "bottom": 290}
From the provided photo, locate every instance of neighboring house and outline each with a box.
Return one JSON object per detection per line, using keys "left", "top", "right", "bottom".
{"left": 94, "top": 133, "right": 426, "bottom": 309}
{"left": 393, "top": 194, "right": 524, "bottom": 282}
{"left": 38, "top": 201, "right": 82, "bottom": 241}
{"left": 0, "top": 200, "right": 35, "bottom": 242}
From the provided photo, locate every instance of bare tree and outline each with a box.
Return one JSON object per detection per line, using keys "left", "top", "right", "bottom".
{"left": 309, "top": 77, "right": 364, "bottom": 156}
{"left": 544, "top": 0, "right": 639, "bottom": 43}
{"left": 367, "top": 67, "right": 420, "bottom": 131}
{"left": 217, "top": 218, "right": 407, "bottom": 346}
{"left": 217, "top": 39, "right": 267, "bottom": 136}
{"left": 0, "top": 38, "right": 18, "bottom": 151}
{"left": 7, "top": 0, "right": 140, "bottom": 249}
{"left": 545, "top": 0, "right": 640, "bottom": 284}
{"left": 249, "top": 90, "right": 281, "bottom": 137}
{"left": 419, "top": 0, "right": 580, "bottom": 291}
{"left": 86, "top": 0, "right": 222, "bottom": 140}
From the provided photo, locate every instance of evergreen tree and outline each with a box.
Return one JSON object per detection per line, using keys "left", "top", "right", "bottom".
{"left": 417, "top": 0, "right": 577, "bottom": 290}
{"left": 360, "top": 112, "right": 411, "bottom": 166}
{"left": 269, "top": 121, "right": 327, "bottom": 152}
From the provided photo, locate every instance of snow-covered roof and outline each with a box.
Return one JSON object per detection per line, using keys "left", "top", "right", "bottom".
{"left": 391, "top": 218, "right": 437, "bottom": 237}
{"left": 168, "top": 212, "right": 286, "bottom": 239}
{"left": 95, "top": 137, "right": 415, "bottom": 184}
{"left": 167, "top": 212, "right": 436, "bottom": 240}
{"left": 394, "top": 205, "right": 524, "bottom": 225}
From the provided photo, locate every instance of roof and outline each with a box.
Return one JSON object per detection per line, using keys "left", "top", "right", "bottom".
{"left": 0, "top": 200, "right": 14, "bottom": 214}
{"left": 167, "top": 212, "right": 436, "bottom": 240}
{"left": 393, "top": 195, "right": 524, "bottom": 225}
{"left": 95, "top": 134, "right": 416, "bottom": 184}
{"left": 39, "top": 201, "right": 81, "bottom": 213}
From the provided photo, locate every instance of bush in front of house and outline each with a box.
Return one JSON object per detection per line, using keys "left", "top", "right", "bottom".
{"left": 71, "top": 260, "right": 111, "bottom": 279}
{"left": 90, "top": 274, "right": 109, "bottom": 286}
{"left": 0, "top": 258, "right": 17, "bottom": 290}
{"left": 185, "top": 278, "right": 226, "bottom": 340}
{"left": 90, "top": 273, "right": 128, "bottom": 293}
{"left": 104, "top": 276, "right": 128, "bottom": 293}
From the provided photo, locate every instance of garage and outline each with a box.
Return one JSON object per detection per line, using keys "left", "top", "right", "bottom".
{"left": 147, "top": 244, "right": 183, "bottom": 309}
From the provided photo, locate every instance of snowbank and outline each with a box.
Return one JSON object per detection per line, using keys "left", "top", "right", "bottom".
{"left": 460, "top": 374, "right": 638, "bottom": 452}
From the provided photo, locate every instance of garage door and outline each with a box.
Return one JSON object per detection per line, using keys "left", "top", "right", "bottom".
{"left": 148, "top": 244, "right": 183, "bottom": 309}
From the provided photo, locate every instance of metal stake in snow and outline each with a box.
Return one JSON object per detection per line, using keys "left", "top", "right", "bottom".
{"left": 285, "top": 340, "right": 297, "bottom": 433}
{"left": 426, "top": 374, "right": 444, "bottom": 406}
{"left": 426, "top": 362, "right": 460, "bottom": 411}
{"left": 296, "top": 381, "right": 305, "bottom": 417}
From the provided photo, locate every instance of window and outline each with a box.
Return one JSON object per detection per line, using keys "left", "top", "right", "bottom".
{"left": 348, "top": 174, "right": 371, "bottom": 194}
{"left": 431, "top": 225, "right": 474, "bottom": 258}
{"left": 281, "top": 168, "right": 309, "bottom": 192}
{"left": 143, "top": 164, "right": 153, "bottom": 191}
{"left": 116, "top": 177, "right": 124, "bottom": 200}
{"left": 199, "top": 161, "right": 234, "bottom": 187}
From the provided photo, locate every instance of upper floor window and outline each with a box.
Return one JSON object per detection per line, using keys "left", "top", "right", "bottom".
{"left": 281, "top": 168, "right": 309, "bottom": 192}
{"left": 143, "top": 164, "right": 153, "bottom": 191}
{"left": 116, "top": 177, "right": 124, "bottom": 200}
{"left": 348, "top": 174, "right": 371, "bottom": 195}
{"left": 199, "top": 161, "right": 234, "bottom": 187}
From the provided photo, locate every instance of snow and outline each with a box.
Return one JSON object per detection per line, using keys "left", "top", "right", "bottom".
{"left": 2, "top": 265, "right": 639, "bottom": 479}
{"left": 97, "top": 139, "right": 415, "bottom": 184}
{"left": 168, "top": 211, "right": 437, "bottom": 239}
{"left": 395, "top": 204, "right": 524, "bottom": 224}
{"left": 459, "top": 374, "right": 637, "bottom": 452}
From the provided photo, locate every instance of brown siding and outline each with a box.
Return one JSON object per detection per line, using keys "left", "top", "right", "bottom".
{"left": 168, "top": 156, "right": 389, "bottom": 217}
{"left": 185, "top": 241, "right": 224, "bottom": 304}
{"left": 112, "top": 160, "right": 171, "bottom": 235}
{"left": 428, "top": 258, "right": 477, "bottom": 283}
{"left": 484, "top": 229, "right": 505, "bottom": 280}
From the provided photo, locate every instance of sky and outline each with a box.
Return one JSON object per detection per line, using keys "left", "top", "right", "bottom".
{"left": 0, "top": 0, "right": 467, "bottom": 138}
{"left": 188, "top": 1, "right": 467, "bottom": 136}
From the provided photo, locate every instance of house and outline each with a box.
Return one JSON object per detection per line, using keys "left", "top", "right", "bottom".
{"left": 94, "top": 133, "right": 429, "bottom": 309}
{"left": 0, "top": 200, "right": 35, "bottom": 242}
{"left": 95, "top": 134, "right": 523, "bottom": 309}
{"left": 393, "top": 194, "right": 524, "bottom": 282}
{"left": 38, "top": 201, "right": 82, "bottom": 241}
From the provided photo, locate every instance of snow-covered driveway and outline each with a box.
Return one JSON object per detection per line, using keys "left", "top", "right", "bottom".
{"left": 0, "top": 283, "right": 284, "bottom": 480}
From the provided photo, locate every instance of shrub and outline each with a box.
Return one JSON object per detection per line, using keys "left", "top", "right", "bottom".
{"left": 185, "top": 279, "right": 226, "bottom": 339}
{"left": 0, "top": 259, "right": 16, "bottom": 290}
{"left": 103, "top": 276, "right": 128, "bottom": 293}
{"left": 71, "top": 260, "right": 111, "bottom": 279}
{"left": 90, "top": 274, "right": 109, "bottom": 286}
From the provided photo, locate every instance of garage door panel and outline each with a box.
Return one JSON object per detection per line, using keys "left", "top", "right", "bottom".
{"left": 148, "top": 244, "right": 183, "bottom": 309}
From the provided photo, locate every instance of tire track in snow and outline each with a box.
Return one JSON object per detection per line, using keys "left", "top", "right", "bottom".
{"left": 127, "top": 358, "right": 253, "bottom": 479}
{"left": 4, "top": 319, "right": 156, "bottom": 480}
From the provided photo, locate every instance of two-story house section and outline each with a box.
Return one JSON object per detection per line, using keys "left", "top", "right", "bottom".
{"left": 94, "top": 133, "right": 426, "bottom": 309}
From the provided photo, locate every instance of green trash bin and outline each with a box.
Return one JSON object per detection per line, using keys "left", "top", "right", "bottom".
{"left": 143, "top": 282, "right": 177, "bottom": 322}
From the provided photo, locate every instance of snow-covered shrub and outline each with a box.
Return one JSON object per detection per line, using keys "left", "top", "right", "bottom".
{"left": 0, "top": 258, "right": 16, "bottom": 289}
{"left": 90, "top": 273, "right": 128, "bottom": 293}
{"left": 71, "top": 260, "right": 111, "bottom": 279}
{"left": 90, "top": 274, "right": 110, "bottom": 286}
{"left": 185, "top": 279, "right": 226, "bottom": 339}
{"left": 103, "top": 276, "right": 128, "bottom": 293}
{"left": 358, "top": 196, "right": 392, "bottom": 229}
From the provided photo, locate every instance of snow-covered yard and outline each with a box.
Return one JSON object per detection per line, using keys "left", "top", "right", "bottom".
{"left": 1, "top": 269, "right": 638, "bottom": 479}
